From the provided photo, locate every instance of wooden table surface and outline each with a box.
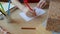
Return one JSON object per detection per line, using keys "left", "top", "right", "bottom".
{"left": 0, "top": 3, "right": 52, "bottom": 34}
{"left": 47, "top": 0, "right": 60, "bottom": 32}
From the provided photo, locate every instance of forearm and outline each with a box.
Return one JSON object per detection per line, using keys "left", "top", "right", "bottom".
{"left": 11, "top": 0, "right": 29, "bottom": 12}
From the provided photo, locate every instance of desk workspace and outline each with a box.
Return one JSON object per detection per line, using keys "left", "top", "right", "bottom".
{"left": 0, "top": 0, "right": 60, "bottom": 34}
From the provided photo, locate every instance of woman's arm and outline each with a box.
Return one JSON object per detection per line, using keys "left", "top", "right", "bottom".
{"left": 11, "top": 0, "right": 29, "bottom": 12}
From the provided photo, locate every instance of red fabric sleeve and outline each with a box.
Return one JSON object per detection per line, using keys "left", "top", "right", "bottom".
{"left": 24, "top": 0, "right": 28, "bottom": 3}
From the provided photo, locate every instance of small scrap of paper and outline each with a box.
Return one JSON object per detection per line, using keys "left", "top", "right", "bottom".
{"left": 34, "top": 7, "right": 45, "bottom": 16}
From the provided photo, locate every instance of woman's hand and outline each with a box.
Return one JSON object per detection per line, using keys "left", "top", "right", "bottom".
{"left": 37, "top": 0, "right": 47, "bottom": 8}
{"left": 26, "top": 9, "right": 36, "bottom": 17}
{"left": 26, "top": 0, "right": 47, "bottom": 17}
{"left": 11, "top": 0, "right": 47, "bottom": 17}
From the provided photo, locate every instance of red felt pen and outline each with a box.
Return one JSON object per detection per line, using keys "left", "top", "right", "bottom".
{"left": 24, "top": 0, "right": 33, "bottom": 12}
{"left": 24, "top": 0, "right": 36, "bottom": 16}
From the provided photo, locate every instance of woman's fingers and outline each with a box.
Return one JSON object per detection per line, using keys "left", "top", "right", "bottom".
{"left": 26, "top": 8, "right": 37, "bottom": 17}
{"left": 37, "top": 0, "right": 46, "bottom": 8}
{"left": 40, "top": 1, "right": 46, "bottom": 8}
{"left": 37, "top": 0, "right": 44, "bottom": 8}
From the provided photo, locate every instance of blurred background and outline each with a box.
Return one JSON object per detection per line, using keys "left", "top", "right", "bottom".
{"left": 0, "top": 0, "right": 40, "bottom": 3}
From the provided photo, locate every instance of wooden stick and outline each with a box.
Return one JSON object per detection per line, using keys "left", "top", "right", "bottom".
{"left": 21, "top": 27, "right": 36, "bottom": 30}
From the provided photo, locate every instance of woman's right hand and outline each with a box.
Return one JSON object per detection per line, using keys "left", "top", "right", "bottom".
{"left": 26, "top": 9, "right": 36, "bottom": 17}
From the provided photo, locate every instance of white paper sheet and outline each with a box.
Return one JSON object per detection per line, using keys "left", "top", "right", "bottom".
{"left": 34, "top": 7, "right": 45, "bottom": 16}
{"left": 19, "top": 7, "right": 45, "bottom": 21}
{"left": 19, "top": 12, "right": 34, "bottom": 21}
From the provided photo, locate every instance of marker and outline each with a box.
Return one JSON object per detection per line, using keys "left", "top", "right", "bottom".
{"left": 24, "top": 0, "right": 36, "bottom": 16}
{"left": 24, "top": 0, "right": 33, "bottom": 12}
{"left": 0, "top": 3, "right": 7, "bottom": 16}
{"left": 7, "top": 0, "right": 10, "bottom": 16}
{"left": 0, "top": 3, "right": 5, "bottom": 11}
{"left": 0, "top": 9, "right": 6, "bottom": 16}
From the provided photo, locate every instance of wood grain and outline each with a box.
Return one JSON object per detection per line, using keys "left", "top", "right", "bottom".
{"left": 46, "top": 0, "right": 60, "bottom": 32}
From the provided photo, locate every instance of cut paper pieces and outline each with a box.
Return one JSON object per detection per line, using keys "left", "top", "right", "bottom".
{"left": 19, "top": 7, "right": 45, "bottom": 21}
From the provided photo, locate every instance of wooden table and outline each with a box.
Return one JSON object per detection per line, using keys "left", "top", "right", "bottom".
{"left": 0, "top": 3, "right": 52, "bottom": 34}
{"left": 47, "top": 0, "right": 60, "bottom": 32}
